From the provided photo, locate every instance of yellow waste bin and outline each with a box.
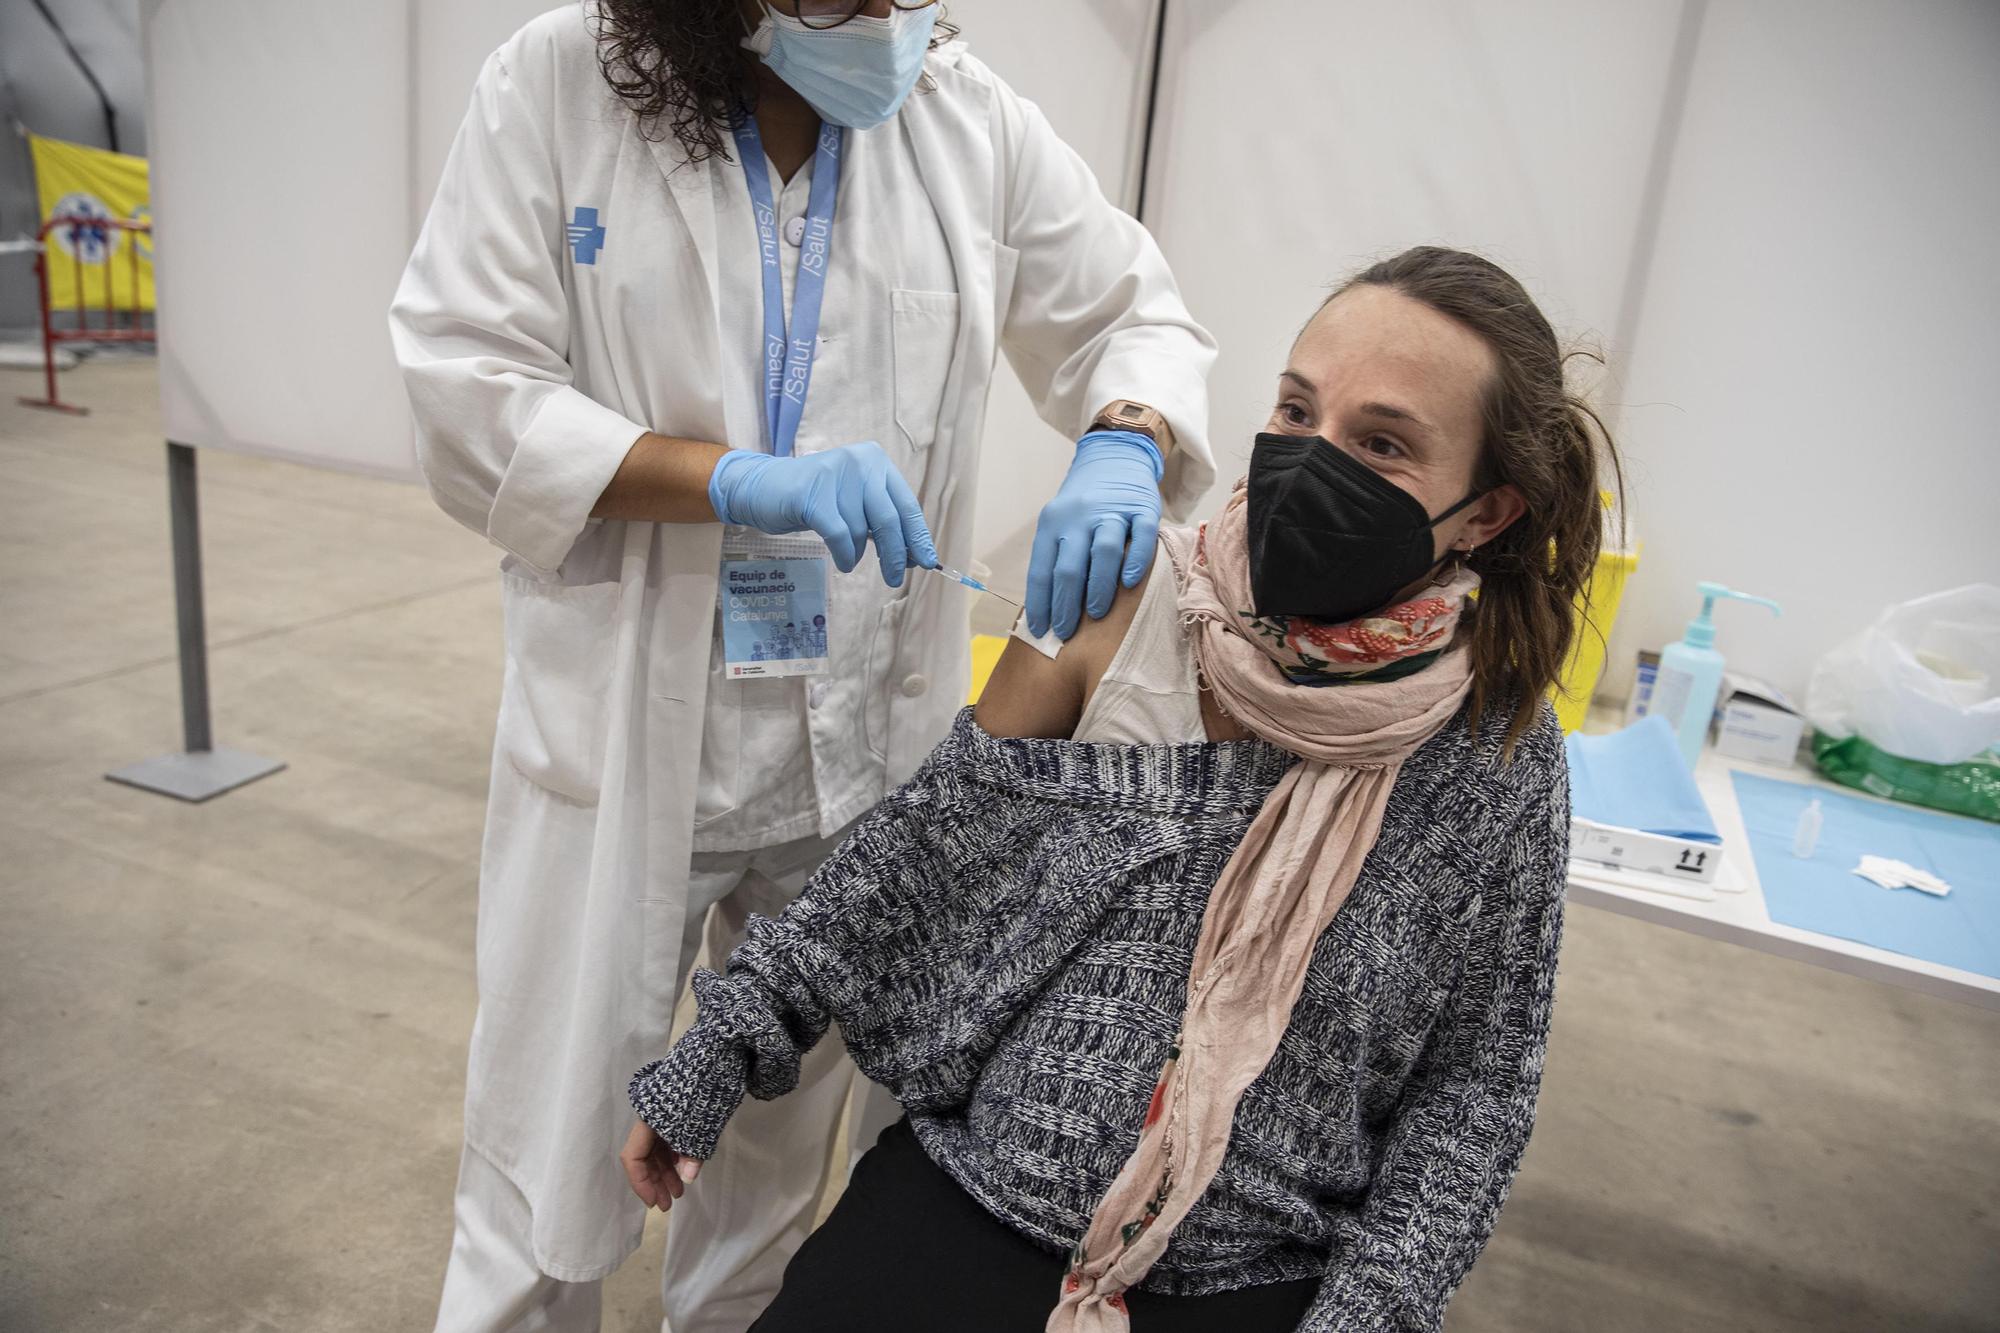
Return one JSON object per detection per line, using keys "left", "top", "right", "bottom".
{"left": 967, "top": 633, "right": 1008, "bottom": 704}
{"left": 1552, "top": 501, "right": 1640, "bottom": 733}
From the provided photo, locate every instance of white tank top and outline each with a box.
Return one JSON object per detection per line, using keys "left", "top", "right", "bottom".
{"left": 1071, "top": 553, "right": 1208, "bottom": 745}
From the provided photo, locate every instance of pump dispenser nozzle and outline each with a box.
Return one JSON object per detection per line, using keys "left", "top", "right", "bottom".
{"left": 1684, "top": 581, "right": 1782, "bottom": 649}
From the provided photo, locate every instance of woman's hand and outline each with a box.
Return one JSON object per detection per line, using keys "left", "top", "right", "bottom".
{"left": 707, "top": 441, "right": 939, "bottom": 585}
{"left": 1025, "top": 430, "right": 1164, "bottom": 640}
{"left": 620, "top": 1118, "right": 701, "bottom": 1212}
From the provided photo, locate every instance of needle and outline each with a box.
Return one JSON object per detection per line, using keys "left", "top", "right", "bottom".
{"left": 924, "top": 562, "right": 1020, "bottom": 609}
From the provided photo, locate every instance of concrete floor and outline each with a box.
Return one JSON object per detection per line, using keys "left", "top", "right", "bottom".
{"left": 2, "top": 357, "right": 1996, "bottom": 1333}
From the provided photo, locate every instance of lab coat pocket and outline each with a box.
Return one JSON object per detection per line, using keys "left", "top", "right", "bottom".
{"left": 863, "top": 592, "right": 911, "bottom": 763}
{"left": 891, "top": 288, "right": 960, "bottom": 455}
{"left": 497, "top": 573, "right": 621, "bottom": 805}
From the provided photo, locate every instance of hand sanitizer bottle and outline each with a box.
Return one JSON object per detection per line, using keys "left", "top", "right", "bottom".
{"left": 1652, "top": 582, "right": 1782, "bottom": 771}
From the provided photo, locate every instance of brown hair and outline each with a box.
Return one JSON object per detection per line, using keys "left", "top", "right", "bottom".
{"left": 1331, "top": 246, "right": 1625, "bottom": 752}
{"left": 593, "top": 2, "right": 958, "bottom": 165}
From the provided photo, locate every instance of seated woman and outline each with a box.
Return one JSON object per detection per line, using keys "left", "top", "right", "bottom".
{"left": 622, "top": 246, "right": 1619, "bottom": 1332}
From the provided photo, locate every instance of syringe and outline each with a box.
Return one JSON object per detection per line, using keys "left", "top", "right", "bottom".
{"left": 924, "top": 562, "right": 1020, "bottom": 608}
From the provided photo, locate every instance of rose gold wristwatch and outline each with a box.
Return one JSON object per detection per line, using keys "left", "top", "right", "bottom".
{"left": 1091, "top": 400, "right": 1174, "bottom": 456}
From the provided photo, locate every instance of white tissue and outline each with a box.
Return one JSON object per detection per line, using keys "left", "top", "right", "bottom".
{"left": 1010, "top": 611, "right": 1065, "bottom": 661}
{"left": 1851, "top": 855, "right": 1952, "bottom": 897}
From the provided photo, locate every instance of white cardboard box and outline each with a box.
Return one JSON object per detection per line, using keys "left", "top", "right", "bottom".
{"left": 1715, "top": 672, "right": 1806, "bottom": 765}
{"left": 1570, "top": 817, "right": 1724, "bottom": 885}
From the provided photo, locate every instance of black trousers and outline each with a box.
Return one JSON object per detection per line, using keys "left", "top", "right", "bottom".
{"left": 750, "top": 1119, "right": 1319, "bottom": 1333}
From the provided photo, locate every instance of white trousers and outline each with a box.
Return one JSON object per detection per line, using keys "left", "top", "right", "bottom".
{"left": 433, "top": 828, "right": 901, "bottom": 1333}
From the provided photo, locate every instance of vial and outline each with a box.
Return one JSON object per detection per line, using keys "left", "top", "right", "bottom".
{"left": 1792, "top": 798, "right": 1823, "bottom": 859}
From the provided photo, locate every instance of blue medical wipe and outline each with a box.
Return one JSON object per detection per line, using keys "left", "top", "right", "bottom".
{"left": 1733, "top": 771, "right": 2000, "bottom": 979}
{"left": 1565, "top": 714, "right": 1721, "bottom": 842}
{"left": 721, "top": 557, "right": 830, "bottom": 679}
{"left": 729, "top": 115, "right": 844, "bottom": 459}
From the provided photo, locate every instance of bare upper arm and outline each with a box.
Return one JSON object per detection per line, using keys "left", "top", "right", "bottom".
{"left": 973, "top": 566, "right": 1155, "bottom": 740}
{"left": 972, "top": 635, "right": 1085, "bottom": 739}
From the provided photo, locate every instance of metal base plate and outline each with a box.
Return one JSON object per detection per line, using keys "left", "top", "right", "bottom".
{"left": 106, "top": 748, "right": 286, "bottom": 802}
{"left": 18, "top": 395, "right": 89, "bottom": 415}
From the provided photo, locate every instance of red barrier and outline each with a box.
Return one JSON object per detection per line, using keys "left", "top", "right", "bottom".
{"left": 18, "top": 212, "right": 155, "bottom": 416}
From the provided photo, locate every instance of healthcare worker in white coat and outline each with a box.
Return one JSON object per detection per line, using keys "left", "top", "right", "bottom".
{"left": 390, "top": 1, "right": 1216, "bottom": 1329}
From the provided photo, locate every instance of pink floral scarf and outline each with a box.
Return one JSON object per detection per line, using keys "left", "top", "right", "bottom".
{"left": 1215, "top": 523, "right": 1472, "bottom": 682}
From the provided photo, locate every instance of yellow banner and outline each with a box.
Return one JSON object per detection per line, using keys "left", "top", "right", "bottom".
{"left": 29, "top": 134, "right": 154, "bottom": 313}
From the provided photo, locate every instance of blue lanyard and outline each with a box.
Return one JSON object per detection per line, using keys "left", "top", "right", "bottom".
{"left": 729, "top": 114, "right": 845, "bottom": 459}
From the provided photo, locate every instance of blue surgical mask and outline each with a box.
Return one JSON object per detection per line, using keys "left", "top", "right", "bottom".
{"left": 743, "top": 6, "right": 939, "bottom": 130}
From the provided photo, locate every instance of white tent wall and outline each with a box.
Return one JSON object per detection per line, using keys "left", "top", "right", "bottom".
{"left": 1603, "top": 0, "right": 2000, "bottom": 705}
{"left": 1144, "top": 0, "right": 1692, "bottom": 514}
{"left": 412, "top": 0, "right": 570, "bottom": 233}
{"left": 954, "top": 0, "right": 1688, "bottom": 591}
{"left": 948, "top": 0, "right": 1157, "bottom": 585}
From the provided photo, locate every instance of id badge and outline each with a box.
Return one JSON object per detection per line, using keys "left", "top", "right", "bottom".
{"left": 721, "top": 556, "right": 830, "bottom": 679}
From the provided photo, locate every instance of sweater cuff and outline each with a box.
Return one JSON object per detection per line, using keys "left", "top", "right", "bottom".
{"left": 1306, "top": 1280, "right": 1387, "bottom": 1332}
{"left": 627, "top": 1019, "right": 750, "bottom": 1161}
{"left": 1302, "top": 1225, "right": 1406, "bottom": 1333}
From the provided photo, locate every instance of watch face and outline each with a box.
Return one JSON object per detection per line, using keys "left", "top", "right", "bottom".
{"left": 1097, "top": 402, "right": 1163, "bottom": 441}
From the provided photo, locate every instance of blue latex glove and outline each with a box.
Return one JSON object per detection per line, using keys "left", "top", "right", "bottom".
{"left": 709, "top": 442, "right": 938, "bottom": 587}
{"left": 1026, "top": 429, "right": 1164, "bottom": 639}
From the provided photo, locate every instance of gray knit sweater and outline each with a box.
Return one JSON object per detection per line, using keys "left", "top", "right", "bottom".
{"left": 632, "top": 703, "right": 1569, "bottom": 1331}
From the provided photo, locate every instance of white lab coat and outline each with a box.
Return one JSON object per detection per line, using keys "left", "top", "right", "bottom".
{"left": 388, "top": 4, "right": 1216, "bottom": 1282}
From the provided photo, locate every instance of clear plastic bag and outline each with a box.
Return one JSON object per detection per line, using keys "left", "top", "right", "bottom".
{"left": 1805, "top": 584, "right": 2000, "bottom": 766}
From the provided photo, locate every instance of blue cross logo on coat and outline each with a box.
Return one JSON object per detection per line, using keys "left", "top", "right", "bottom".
{"left": 566, "top": 206, "right": 606, "bottom": 265}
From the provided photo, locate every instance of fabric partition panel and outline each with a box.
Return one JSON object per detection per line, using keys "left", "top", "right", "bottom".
{"left": 411, "top": 0, "right": 567, "bottom": 235}
{"left": 1142, "top": 0, "right": 1689, "bottom": 519}
{"left": 144, "top": 0, "right": 417, "bottom": 478}
{"left": 142, "top": 0, "right": 553, "bottom": 480}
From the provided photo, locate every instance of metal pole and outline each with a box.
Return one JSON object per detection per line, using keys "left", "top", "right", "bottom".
{"left": 17, "top": 220, "right": 86, "bottom": 415}
{"left": 1132, "top": 0, "right": 1170, "bottom": 225}
{"left": 75, "top": 229, "right": 87, "bottom": 336}
{"left": 166, "top": 442, "right": 213, "bottom": 752}
{"left": 36, "top": 243, "right": 55, "bottom": 405}
{"left": 29, "top": 0, "right": 121, "bottom": 154}
{"left": 1607, "top": 0, "right": 1708, "bottom": 436}
{"left": 105, "top": 446, "right": 285, "bottom": 801}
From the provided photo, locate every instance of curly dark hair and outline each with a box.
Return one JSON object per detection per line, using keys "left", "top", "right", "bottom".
{"left": 593, "top": 1, "right": 957, "bottom": 164}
